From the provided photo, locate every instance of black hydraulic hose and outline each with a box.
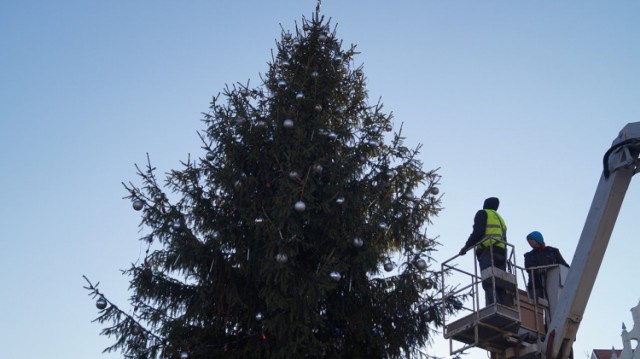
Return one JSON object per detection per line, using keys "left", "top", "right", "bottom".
{"left": 602, "top": 138, "right": 640, "bottom": 179}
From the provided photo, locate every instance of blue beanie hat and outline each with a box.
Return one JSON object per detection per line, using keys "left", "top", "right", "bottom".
{"left": 527, "top": 231, "right": 544, "bottom": 244}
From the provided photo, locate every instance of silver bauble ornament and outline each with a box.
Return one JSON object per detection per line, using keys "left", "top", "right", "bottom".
{"left": 131, "top": 325, "right": 142, "bottom": 335}
{"left": 180, "top": 351, "right": 189, "bottom": 359}
{"left": 384, "top": 262, "right": 394, "bottom": 272}
{"left": 329, "top": 271, "right": 341, "bottom": 281}
{"left": 334, "top": 56, "right": 343, "bottom": 64}
{"left": 328, "top": 132, "right": 338, "bottom": 140}
{"left": 415, "top": 259, "right": 427, "bottom": 270}
{"left": 336, "top": 197, "right": 345, "bottom": 204}
{"left": 172, "top": 220, "right": 181, "bottom": 230}
{"left": 313, "top": 164, "right": 323, "bottom": 174}
{"left": 289, "top": 170, "right": 300, "bottom": 180}
{"left": 284, "top": 33, "right": 292, "bottom": 41}
{"left": 353, "top": 237, "right": 364, "bottom": 248}
{"left": 318, "top": 34, "right": 327, "bottom": 42}
{"left": 206, "top": 151, "right": 215, "bottom": 161}
{"left": 283, "top": 119, "right": 294, "bottom": 128}
{"left": 241, "top": 89, "right": 249, "bottom": 97}
{"left": 355, "top": 69, "right": 363, "bottom": 77}
{"left": 385, "top": 124, "right": 393, "bottom": 132}
{"left": 96, "top": 297, "right": 107, "bottom": 310}
{"left": 281, "top": 60, "right": 290, "bottom": 67}
{"left": 424, "top": 278, "right": 434, "bottom": 290}
{"left": 255, "top": 312, "right": 264, "bottom": 321}
{"left": 296, "top": 92, "right": 304, "bottom": 100}
{"left": 404, "top": 192, "right": 414, "bottom": 200}
{"left": 294, "top": 200, "right": 306, "bottom": 212}
{"left": 276, "top": 253, "right": 288, "bottom": 263}
{"left": 277, "top": 79, "right": 286, "bottom": 87}
{"left": 154, "top": 193, "right": 164, "bottom": 202}
{"left": 378, "top": 222, "right": 387, "bottom": 229}
{"left": 311, "top": 71, "right": 319, "bottom": 78}
{"left": 430, "top": 187, "right": 440, "bottom": 195}
{"left": 425, "top": 311, "right": 434, "bottom": 323}
{"left": 315, "top": 104, "right": 322, "bottom": 112}
{"left": 132, "top": 200, "right": 144, "bottom": 211}
{"left": 303, "top": 24, "right": 310, "bottom": 31}
{"left": 452, "top": 299, "right": 463, "bottom": 310}
{"left": 254, "top": 217, "right": 264, "bottom": 224}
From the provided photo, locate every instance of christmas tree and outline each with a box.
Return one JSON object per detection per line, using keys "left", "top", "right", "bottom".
{"left": 84, "top": 8, "right": 460, "bottom": 359}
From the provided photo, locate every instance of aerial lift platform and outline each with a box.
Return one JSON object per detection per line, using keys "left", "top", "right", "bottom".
{"left": 441, "top": 122, "right": 640, "bottom": 359}
{"left": 442, "top": 243, "right": 566, "bottom": 359}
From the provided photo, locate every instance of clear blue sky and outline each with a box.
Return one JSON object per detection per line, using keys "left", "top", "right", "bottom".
{"left": 1, "top": 1, "right": 639, "bottom": 358}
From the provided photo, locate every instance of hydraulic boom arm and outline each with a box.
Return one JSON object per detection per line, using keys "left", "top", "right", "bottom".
{"left": 545, "top": 122, "right": 640, "bottom": 359}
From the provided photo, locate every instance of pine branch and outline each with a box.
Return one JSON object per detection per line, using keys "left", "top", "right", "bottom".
{"left": 83, "top": 275, "right": 167, "bottom": 357}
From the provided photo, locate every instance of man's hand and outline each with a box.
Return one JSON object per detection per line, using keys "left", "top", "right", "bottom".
{"left": 459, "top": 247, "right": 467, "bottom": 256}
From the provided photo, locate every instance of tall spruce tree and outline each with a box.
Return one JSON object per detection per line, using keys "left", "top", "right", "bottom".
{"left": 84, "top": 8, "right": 460, "bottom": 359}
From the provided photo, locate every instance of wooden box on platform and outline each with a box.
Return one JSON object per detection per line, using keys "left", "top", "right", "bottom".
{"left": 517, "top": 289, "right": 545, "bottom": 335}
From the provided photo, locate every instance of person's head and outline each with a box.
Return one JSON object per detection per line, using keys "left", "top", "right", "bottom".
{"left": 483, "top": 197, "right": 500, "bottom": 210}
{"left": 527, "top": 231, "right": 544, "bottom": 248}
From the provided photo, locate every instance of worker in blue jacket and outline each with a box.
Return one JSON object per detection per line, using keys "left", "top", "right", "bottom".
{"left": 524, "top": 231, "right": 570, "bottom": 300}
{"left": 459, "top": 197, "right": 509, "bottom": 306}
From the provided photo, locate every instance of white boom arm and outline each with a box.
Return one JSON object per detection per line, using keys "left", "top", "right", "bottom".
{"left": 545, "top": 122, "right": 640, "bottom": 359}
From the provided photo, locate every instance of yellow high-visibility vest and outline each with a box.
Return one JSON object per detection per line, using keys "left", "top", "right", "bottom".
{"left": 477, "top": 209, "right": 506, "bottom": 249}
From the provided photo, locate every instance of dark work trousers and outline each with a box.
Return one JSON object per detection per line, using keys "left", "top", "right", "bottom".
{"left": 477, "top": 247, "right": 509, "bottom": 306}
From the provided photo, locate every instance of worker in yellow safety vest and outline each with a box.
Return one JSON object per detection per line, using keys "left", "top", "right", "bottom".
{"left": 459, "top": 197, "right": 510, "bottom": 306}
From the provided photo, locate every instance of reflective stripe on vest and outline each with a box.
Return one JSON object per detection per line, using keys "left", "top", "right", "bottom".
{"left": 477, "top": 209, "right": 506, "bottom": 249}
